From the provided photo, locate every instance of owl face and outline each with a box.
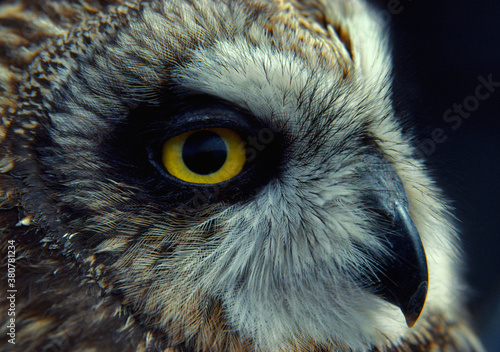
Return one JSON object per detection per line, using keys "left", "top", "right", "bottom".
{"left": 1, "top": 0, "right": 464, "bottom": 351}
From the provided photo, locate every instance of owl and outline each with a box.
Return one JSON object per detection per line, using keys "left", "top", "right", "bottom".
{"left": 0, "top": 0, "right": 485, "bottom": 351}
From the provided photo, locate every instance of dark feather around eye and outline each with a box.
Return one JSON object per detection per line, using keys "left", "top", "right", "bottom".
{"left": 99, "top": 96, "right": 285, "bottom": 209}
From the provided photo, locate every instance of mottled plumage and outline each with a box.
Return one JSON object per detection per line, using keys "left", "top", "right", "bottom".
{"left": 0, "top": 0, "right": 484, "bottom": 351}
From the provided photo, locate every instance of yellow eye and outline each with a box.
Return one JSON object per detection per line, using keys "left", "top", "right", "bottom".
{"left": 162, "top": 128, "right": 246, "bottom": 184}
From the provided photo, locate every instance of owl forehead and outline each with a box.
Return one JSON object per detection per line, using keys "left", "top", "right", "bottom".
{"left": 140, "top": 0, "right": 391, "bottom": 146}
{"left": 173, "top": 37, "right": 364, "bottom": 142}
{"left": 3, "top": 0, "right": 390, "bottom": 132}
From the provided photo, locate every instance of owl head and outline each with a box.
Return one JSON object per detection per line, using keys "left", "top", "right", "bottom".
{"left": 0, "top": 0, "right": 472, "bottom": 351}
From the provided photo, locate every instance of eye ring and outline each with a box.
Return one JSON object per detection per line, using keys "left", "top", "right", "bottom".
{"left": 162, "top": 128, "right": 246, "bottom": 184}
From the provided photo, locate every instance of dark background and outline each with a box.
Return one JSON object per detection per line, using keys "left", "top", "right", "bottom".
{"left": 373, "top": 0, "right": 500, "bottom": 350}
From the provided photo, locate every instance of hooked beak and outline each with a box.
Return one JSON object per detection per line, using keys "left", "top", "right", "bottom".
{"left": 357, "top": 153, "right": 428, "bottom": 328}
{"left": 374, "top": 199, "right": 428, "bottom": 327}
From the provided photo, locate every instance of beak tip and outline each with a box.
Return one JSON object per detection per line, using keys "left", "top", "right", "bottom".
{"left": 404, "top": 313, "right": 419, "bottom": 328}
{"left": 403, "top": 281, "right": 428, "bottom": 328}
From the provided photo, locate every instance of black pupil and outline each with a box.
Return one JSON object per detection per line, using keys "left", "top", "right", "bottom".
{"left": 182, "top": 131, "right": 228, "bottom": 175}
